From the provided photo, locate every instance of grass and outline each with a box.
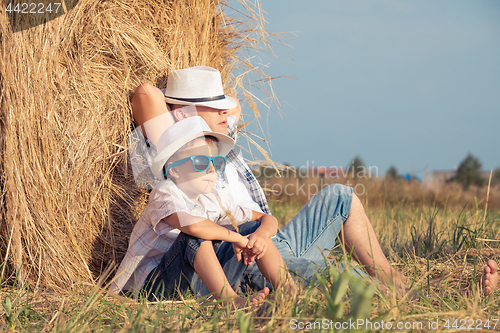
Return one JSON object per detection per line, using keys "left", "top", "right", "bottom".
{"left": 0, "top": 184, "right": 498, "bottom": 332}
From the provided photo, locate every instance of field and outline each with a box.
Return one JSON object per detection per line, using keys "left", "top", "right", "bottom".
{"left": 0, "top": 176, "right": 498, "bottom": 332}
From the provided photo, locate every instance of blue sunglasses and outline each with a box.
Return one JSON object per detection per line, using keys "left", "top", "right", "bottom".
{"left": 163, "top": 155, "right": 227, "bottom": 179}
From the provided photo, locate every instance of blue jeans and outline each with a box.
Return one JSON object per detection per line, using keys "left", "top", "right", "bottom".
{"left": 141, "top": 221, "right": 261, "bottom": 300}
{"left": 143, "top": 184, "right": 364, "bottom": 299}
{"left": 241, "top": 184, "right": 367, "bottom": 290}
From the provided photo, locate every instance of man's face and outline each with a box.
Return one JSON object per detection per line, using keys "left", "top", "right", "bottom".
{"left": 172, "top": 105, "right": 229, "bottom": 135}
{"left": 195, "top": 106, "right": 229, "bottom": 135}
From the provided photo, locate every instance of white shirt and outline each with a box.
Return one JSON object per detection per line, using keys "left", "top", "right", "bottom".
{"left": 224, "top": 162, "right": 263, "bottom": 213}
{"left": 110, "top": 178, "right": 253, "bottom": 295}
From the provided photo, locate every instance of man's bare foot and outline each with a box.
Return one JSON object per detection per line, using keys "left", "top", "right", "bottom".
{"left": 484, "top": 260, "right": 498, "bottom": 296}
{"left": 232, "top": 287, "right": 270, "bottom": 309}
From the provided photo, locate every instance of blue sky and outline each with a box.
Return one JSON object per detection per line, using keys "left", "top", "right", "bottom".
{"left": 235, "top": 0, "right": 500, "bottom": 178}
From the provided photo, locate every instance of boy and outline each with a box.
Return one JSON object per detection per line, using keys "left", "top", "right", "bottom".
{"left": 112, "top": 116, "right": 294, "bottom": 308}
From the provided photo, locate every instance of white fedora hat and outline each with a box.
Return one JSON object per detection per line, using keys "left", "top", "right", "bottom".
{"left": 151, "top": 116, "right": 235, "bottom": 180}
{"left": 163, "top": 66, "right": 237, "bottom": 110}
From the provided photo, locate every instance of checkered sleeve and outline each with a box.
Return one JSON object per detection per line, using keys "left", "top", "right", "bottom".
{"left": 225, "top": 115, "right": 270, "bottom": 215}
{"left": 227, "top": 115, "right": 238, "bottom": 140}
{"left": 225, "top": 149, "right": 271, "bottom": 215}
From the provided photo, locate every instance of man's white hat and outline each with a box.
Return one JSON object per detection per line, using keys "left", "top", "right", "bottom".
{"left": 163, "top": 66, "right": 237, "bottom": 110}
{"left": 151, "top": 116, "right": 234, "bottom": 180}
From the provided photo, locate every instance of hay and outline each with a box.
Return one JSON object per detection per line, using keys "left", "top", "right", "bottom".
{"left": 0, "top": 0, "right": 275, "bottom": 291}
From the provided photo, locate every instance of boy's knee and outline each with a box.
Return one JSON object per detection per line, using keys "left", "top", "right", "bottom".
{"left": 198, "top": 240, "right": 213, "bottom": 248}
{"left": 350, "top": 193, "right": 362, "bottom": 210}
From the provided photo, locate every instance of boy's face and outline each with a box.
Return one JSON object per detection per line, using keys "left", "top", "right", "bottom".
{"left": 169, "top": 138, "right": 219, "bottom": 198}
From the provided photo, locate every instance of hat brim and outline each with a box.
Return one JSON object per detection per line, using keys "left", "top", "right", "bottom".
{"left": 164, "top": 95, "right": 237, "bottom": 110}
{"left": 151, "top": 132, "right": 234, "bottom": 180}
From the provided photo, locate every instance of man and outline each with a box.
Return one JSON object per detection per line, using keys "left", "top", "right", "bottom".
{"left": 128, "top": 66, "right": 497, "bottom": 297}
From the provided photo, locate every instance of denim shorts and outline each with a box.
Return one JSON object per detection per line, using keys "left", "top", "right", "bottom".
{"left": 141, "top": 221, "right": 261, "bottom": 301}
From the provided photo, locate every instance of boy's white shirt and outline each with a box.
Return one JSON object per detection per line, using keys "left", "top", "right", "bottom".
{"left": 114, "top": 114, "right": 268, "bottom": 295}
{"left": 109, "top": 178, "right": 253, "bottom": 296}
{"left": 128, "top": 114, "right": 264, "bottom": 213}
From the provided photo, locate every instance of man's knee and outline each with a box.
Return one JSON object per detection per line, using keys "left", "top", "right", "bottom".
{"left": 316, "top": 184, "right": 353, "bottom": 215}
{"left": 350, "top": 192, "right": 363, "bottom": 212}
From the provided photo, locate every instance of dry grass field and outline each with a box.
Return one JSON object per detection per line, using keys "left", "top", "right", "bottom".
{"left": 0, "top": 178, "right": 498, "bottom": 332}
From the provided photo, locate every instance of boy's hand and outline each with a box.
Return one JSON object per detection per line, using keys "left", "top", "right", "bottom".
{"left": 232, "top": 236, "right": 249, "bottom": 262}
{"left": 243, "top": 230, "right": 269, "bottom": 265}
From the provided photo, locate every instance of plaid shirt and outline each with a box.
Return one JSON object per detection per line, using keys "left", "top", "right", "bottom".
{"left": 225, "top": 116, "right": 271, "bottom": 214}
{"left": 110, "top": 179, "right": 253, "bottom": 295}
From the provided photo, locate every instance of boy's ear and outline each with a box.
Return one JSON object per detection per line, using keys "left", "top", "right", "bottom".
{"left": 168, "top": 166, "right": 180, "bottom": 179}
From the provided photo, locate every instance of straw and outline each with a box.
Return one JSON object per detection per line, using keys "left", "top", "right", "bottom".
{"left": 0, "top": 0, "right": 277, "bottom": 291}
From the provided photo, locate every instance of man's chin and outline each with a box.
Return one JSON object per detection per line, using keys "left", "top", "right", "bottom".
{"left": 216, "top": 126, "right": 229, "bottom": 135}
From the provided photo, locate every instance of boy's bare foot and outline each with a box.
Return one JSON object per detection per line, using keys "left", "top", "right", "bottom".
{"left": 484, "top": 260, "right": 498, "bottom": 296}
{"left": 232, "top": 287, "right": 270, "bottom": 309}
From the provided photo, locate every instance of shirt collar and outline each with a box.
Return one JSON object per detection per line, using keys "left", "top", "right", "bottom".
{"left": 165, "top": 179, "right": 220, "bottom": 214}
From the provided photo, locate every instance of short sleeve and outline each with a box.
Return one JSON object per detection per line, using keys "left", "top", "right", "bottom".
{"left": 231, "top": 204, "right": 253, "bottom": 226}
{"left": 211, "top": 186, "right": 253, "bottom": 226}
{"left": 147, "top": 181, "right": 191, "bottom": 234}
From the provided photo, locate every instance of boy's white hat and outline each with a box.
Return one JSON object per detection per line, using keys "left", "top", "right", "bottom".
{"left": 163, "top": 66, "right": 237, "bottom": 110}
{"left": 151, "top": 116, "right": 234, "bottom": 180}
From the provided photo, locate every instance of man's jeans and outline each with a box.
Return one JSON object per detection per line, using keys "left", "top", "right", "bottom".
{"left": 241, "top": 184, "right": 367, "bottom": 290}
{"left": 141, "top": 221, "right": 261, "bottom": 300}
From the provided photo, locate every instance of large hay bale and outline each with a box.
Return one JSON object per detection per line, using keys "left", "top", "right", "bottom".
{"left": 0, "top": 0, "right": 270, "bottom": 291}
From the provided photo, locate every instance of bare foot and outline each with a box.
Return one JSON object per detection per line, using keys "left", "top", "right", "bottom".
{"left": 484, "top": 260, "right": 498, "bottom": 296}
{"left": 232, "top": 287, "right": 270, "bottom": 309}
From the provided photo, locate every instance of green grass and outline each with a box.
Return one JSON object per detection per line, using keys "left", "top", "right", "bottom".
{"left": 0, "top": 200, "right": 499, "bottom": 332}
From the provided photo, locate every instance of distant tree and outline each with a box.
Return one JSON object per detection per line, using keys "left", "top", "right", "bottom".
{"left": 347, "top": 156, "right": 365, "bottom": 179}
{"left": 451, "top": 153, "right": 484, "bottom": 189}
{"left": 386, "top": 166, "right": 400, "bottom": 180}
{"left": 493, "top": 167, "right": 500, "bottom": 185}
